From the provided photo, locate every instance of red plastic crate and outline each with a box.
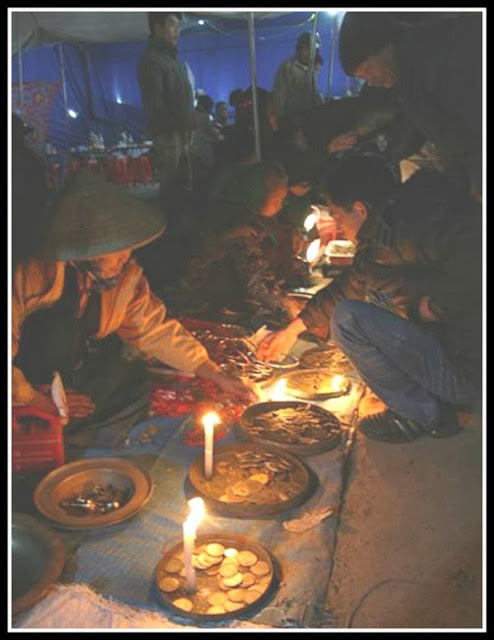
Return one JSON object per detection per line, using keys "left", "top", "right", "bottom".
{"left": 11, "top": 407, "right": 65, "bottom": 474}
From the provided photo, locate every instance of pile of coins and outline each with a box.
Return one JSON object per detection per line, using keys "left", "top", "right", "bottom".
{"left": 244, "top": 403, "right": 341, "bottom": 446}
{"left": 192, "top": 447, "right": 305, "bottom": 506}
{"left": 59, "top": 482, "right": 131, "bottom": 516}
{"left": 299, "top": 345, "right": 353, "bottom": 374}
{"left": 156, "top": 541, "right": 272, "bottom": 616}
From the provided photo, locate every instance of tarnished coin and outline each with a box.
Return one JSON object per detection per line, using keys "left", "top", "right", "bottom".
{"left": 237, "top": 550, "right": 258, "bottom": 567}
{"left": 219, "top": 563, "right": 238, "bottom": 578}
{"left": 223, "top": 547, "right": 238, "bottom": 558}
{"left": 207, "top": 605, "right": 227, "bottom": 615}
{"left": 231, "top": 482, "right": 251, "bottom": 497}
{"left": 173, "top": 597, "right": 193, "bottom": 611}
{"left": 251, "top": 561, "right": 271, "bottom": 577}
{"left": 205, "top": 565, "right": 221, "bottom": 576}
{"left": 244, "top": 479, "right": 264, "bottom": 494}
{"left": 206, "top": 543, "right": 226, "bottom": 557}
{"left": 222, "top": 572, "right": 244, "bottom": 587}
{"left": 164, "top": 558, "right": 183, "bottom": 574}
{"left": 227, "top": 588, "right": 246, "bottom": 603}
{"left": 198, "top": 552, "right": 217, "bottom": 567}
{"left": 192, "top": 555, "right": 210, "bottom": 570}
{"left": 216, "top": 577, "right": 230, "bottom": 591}
{"left": 241, "top": 572, "right": 256, "bottom": 588}
{"left": 250, "top": 580, "right": 269, "bottom": 595}
{"left": 158, "top": 576, "right": 180, "bottom": 593}
{"left": 207, "top": 591, "right": 228, "bottom": 606}
{"left": 219, "top": 493, "right": 245, "bottom": 503}
{"left": 244, "top": 589, "right": 263, "bottom": 605}
{"left": 249, "top": 473, "right": 270, "bottom": 485}
{"left": 224, "top": 600, "right": 245, "bottom": 612}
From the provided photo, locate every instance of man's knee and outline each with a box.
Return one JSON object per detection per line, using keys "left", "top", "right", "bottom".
{"left": 331, "top": 299, "right": 368, "bottom": 340}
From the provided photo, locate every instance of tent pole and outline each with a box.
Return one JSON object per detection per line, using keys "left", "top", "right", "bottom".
{"left": 307, "top": 12, "right": 319, "bottom": 92}
{"left": 16, "top": 23, "right": 24, "bottom": 116}
{"left": 326, "top": 14, "right": 338, "bottom": 99}
{"left": 58, "top": 42, "right": 70, "bottom": 185}
{"left": 247, "top": 12, "right": 261, "bottom": 162}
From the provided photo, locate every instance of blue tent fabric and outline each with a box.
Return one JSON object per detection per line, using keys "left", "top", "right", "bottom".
{"left": 11, "top": 12, "right": 355, "bottom": 152}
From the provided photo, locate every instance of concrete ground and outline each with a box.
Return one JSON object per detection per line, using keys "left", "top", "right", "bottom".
{"left": 325, "top": 406, "right": 484, "bottom": 630}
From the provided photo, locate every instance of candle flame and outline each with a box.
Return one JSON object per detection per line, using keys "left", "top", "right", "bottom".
{"left": 187, "top": 497, "right": 206, "bottom": 524}
{"left": 202, "top": 411, "right": 221, "bottom": 429}
{"left": 331, "top": 374, "right": 346, "bottom": 392}
{"left": 303, "top": 212, "right": 318, "bottom": 232}
{"left": 306, "top": 238, "right": 321, "bottom": 264}
{"left": 271, "top": 378, "right": 287, "bottom": 401}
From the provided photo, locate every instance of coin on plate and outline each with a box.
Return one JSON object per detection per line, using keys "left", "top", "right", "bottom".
{"left": 222, "top": 572, "right": 244, "bottom": 587}
{"left": 219, "top": 563, "right": 238, "bottom": 578}
{"left": 237, "top": 550, "right": 258, "bottom": 566}
{"left": 164, "top": 557, "right": 183, "bottom": 574}
{"left": 207, "top": 591, "right": 228, "bottom": 606}
{"left": 241, "top": 572, "right": 256, "bottom": 587}
{"left": 251, "top": 561, "right": 271, "bottom": 577}
{"left": 206, "top": 543, "right": 226, "bottom": 557}
{"left": 224, "top": 600, "right": 244, "bottom": 612}
{"left": 158, "top": 576, "right": 179, "bottom": 592}
{"left": 173, "top": 597, "right": 193, "bottom": 611}
{"left": 244, "top": 589, "right": 263, "bottom": 604}
{"left": 227, "top": 588, "right": 246, "bottom": 603}
{"left": 207, "top": 605, "right": 226, "bottom": 615}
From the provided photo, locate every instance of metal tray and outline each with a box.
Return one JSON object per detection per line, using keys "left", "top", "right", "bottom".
{"left": 239, "top": 400, "right": 342, "bottom": 456}
{"left": 186, "top": 442, "right": 315, "bottom": 518}
{"left": 33, "top": 457, "right": 154, "bottom": 530}
{"left": 154, "top": 532, "right": 278, "bottom": 621}
{"left": 283, "top": 367, "right": 352, "bottom": 400}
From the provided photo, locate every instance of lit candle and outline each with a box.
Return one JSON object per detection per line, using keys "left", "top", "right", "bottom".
{"left": 271, "top": 378, "right": 287, "bottom": 401}
{"left": 331, "top": 374, "right": 347, "bottom": 393}
{"left": 202, "top": 412, "right": 221, "bottom": 480}
{"left": 182, "top": 497, "right": 205, "bottom": 594}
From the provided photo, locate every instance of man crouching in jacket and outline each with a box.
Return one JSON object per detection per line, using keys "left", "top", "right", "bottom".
{"left": 257, "top": 154, "right": 482, "bottom": 443}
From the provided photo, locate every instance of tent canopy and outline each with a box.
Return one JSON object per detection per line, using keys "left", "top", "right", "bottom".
{"left": 10, "top": 10, "right": 358, "bottom": 153}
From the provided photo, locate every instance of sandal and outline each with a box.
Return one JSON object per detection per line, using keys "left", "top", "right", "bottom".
{"left": 358, "top": 407, "right": 461, "bottom": 444}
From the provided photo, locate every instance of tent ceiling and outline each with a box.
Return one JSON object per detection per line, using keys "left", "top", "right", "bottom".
{"left": 11, "top": 10, "right": 316, "bottom": 53}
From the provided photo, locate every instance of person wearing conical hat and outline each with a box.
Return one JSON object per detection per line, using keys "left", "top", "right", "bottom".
{"left": 12, "top": 170, "right": 255, "bottom": 452}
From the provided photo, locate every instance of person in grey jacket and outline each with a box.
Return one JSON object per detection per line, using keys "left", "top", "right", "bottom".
{"left": 137, "top": 12, "right": 196, "bottom": 230}
{"left": 272, "top": 32, "right": 324, "bottom": 122}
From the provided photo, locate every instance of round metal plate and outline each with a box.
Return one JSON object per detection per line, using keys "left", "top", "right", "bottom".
{"left": 187, "top": 442, "right": 314, "bottom": 518}
{"left": 239, "top": 400, "right": 342, "bottom": 456}
{"left": 12, "top": 513, "right": 66, "bottom": 618}
{"left": 155, "top": 532, "right": 277, "bottom": 621}
{"left": 282, "top": 367, "right": 352, "bottom": 400}
{"left": 298, "top": 345, "right": 353, "bottom": 374}
{"left": 267, "top": 353, "right": 300, "bottom": 371}
{"left": 33, "top": 457, "right": 154, "bottom": 530}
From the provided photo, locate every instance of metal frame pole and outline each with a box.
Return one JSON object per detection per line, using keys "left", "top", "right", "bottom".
{"left": 247, "top": 12, "right": 261, "bottom": 161}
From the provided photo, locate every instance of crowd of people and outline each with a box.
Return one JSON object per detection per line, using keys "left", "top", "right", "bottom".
{"left": 11, "top": 11, "right": 483, "bottom": 451}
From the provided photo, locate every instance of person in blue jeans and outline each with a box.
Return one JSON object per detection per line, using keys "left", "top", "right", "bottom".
{"left": 257, "top": 154, "right": 481, "bottom": 443}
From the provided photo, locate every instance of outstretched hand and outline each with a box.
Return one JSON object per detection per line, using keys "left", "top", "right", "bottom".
{"left": 207, "top": 371, "right": 259, "bottom": 403}
{"left": 256, "top": 328, "right": 298, "bottom": 363}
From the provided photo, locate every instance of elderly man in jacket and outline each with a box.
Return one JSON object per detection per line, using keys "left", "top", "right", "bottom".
{"left": 257, "top": 154, "right": 481, "bottom": 443}
{"left": 12, "top": 170, "right": 254, "bottom": 452}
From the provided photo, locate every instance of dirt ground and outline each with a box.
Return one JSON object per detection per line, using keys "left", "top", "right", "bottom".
{"left": 325, "top": 407, "right": 484, "bottom": 630}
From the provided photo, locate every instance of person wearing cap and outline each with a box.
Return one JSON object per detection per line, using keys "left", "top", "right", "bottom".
{"left": 256, "top": 155, "right": 481, "bottom": 444}
{"left": 272, "top": 31, "right": 324, "bottom": 123}
{"left": 338, "top": 11, "right": 483, "bottom": 203}
{"left": 12, "top": 170, "right": 255, "bottom": 451}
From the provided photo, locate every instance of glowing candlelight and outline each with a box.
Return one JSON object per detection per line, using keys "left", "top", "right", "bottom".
{"left": 182, "top": 497, "right": 205, "bottom": 594}
{"left": 331, "top": 374, "right": 347, "bottom": 393}
{"left": 271, "top": 378, "right": 287, "bottom": 401}
{"left": 202, "top": 411, "right": 221, "bottom": 479}
{"left": 303, "top": 212, "right": 318, "bottom": 232}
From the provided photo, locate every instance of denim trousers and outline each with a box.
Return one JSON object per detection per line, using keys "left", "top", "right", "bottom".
{"left": 330, "top": 300, "right": 478, "bottom": 427}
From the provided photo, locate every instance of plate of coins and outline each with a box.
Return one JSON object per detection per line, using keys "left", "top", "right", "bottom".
{"left": 33, "top": 458, "right": 153, "bottom": 530}
{"left": 239, "top": 401, "right": 342, "bottom": 456}
{"left": 155, "top": 533, "right": 277, "bottom": 620}
{"left": 282, "top": 368, "right": 352, "bottom": 401}
{"left": 187, "top": 443, "right": 314, "bottom": 517}
{"left": 299, "top": 344, "right": 353, "bottom": 374}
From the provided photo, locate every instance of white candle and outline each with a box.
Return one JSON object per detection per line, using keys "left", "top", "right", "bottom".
{"left": 202, "top": 412, "right": 221, "bottom": 480}
{"left": 183, "top": 516, "right": 196, "bottom": 593}
{"left": 182, "top": 498, "right": 205, "bottom": 594}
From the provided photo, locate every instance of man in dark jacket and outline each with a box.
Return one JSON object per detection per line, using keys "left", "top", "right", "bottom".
{"left": 257, "top": 154, "right": 481, "bottom": 443}
{"left": 137, "top": 12, "right": 195, "bottom": 228}
{"left": 338, "top": 11, "right": 483, "bottom": 203}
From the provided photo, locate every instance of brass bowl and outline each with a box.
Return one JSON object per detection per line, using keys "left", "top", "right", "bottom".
{"left": 11, "top": 513, "right": 66, "bottom": 618}
{"left": 33, "top": 457, "right": 154, "bottom": 530}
